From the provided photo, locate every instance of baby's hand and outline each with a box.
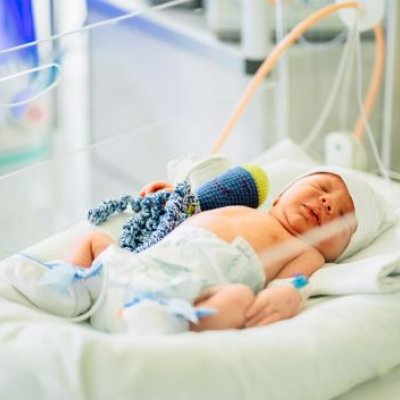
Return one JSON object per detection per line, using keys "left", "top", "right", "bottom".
{"left": 139, "top": 181, "right": 174, "bottom": 196}
{"left": 244, "top": 286, "right": 302, "bottom": 328}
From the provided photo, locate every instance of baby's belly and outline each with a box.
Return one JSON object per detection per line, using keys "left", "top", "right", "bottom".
{"left": 179, "top": 207, "right": 299, "bottom": 281}
{"left": 183, "top": 217, "right": 238, "bottom": 243}
{"left": 180, "top": 207, "right": 276, "bottom": 253}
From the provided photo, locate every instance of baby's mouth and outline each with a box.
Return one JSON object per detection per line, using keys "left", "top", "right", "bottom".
{"left": 304, "top": 205, "right": 320, "bottom": 225}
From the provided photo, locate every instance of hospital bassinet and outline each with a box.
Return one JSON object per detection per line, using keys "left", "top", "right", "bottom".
{"left": 1, "top": 1, "right": 400, "bottom": 398}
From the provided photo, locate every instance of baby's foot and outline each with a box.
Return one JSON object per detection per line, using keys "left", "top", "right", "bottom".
{"left": 121, "top": 298, "right": 190, "bottom": 335}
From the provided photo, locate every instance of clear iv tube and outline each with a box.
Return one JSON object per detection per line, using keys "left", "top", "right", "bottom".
{"left": 210, "top": 1, "right": 361, "bottom": 155}
{"left": 274, "top": 0, "right": 289, "bottom": 142}
{"left": 302, "top": 24, "right": 357, "bottom": 150}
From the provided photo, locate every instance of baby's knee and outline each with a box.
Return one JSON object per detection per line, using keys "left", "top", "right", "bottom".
{"left": 80, "top": 231, "right": 114, "bottom": 256}
{"left": 91, "top": 231, "right": 114, "bottom": 251}
{"left": 83, "top": 231, "right": 112, "bottom": 244}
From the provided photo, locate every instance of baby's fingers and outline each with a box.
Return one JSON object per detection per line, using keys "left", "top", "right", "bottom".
{"left": 245, "top": 296, "right": 270, "bottom": 319}
{"left": 245, "top": 302, "right": 263, "bottom": 320}
{"left": 245, "top": 313, "right": 263, "bottom": 327}
{"left": 248, "top": 313, "right": 281, "bottom": 328}
{"left": 139, "top": 181, "right": 173, "bottom": 196}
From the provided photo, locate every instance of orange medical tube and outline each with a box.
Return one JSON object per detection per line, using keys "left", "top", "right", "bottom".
{"left": 210, "top": 1, "right": 361, "bottom": 155}
{"left": 352, "top": 23, "right": 385, "bottom": 140}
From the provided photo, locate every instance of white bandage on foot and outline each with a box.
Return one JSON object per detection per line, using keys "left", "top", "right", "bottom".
{"left": 3, "top": 255, "right": 93, "bottom": 318}
{"left": 122, "top": 300, "right": 189, "bottom": 336}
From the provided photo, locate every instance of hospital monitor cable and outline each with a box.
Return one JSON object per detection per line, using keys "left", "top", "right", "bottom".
{"left": 302, "top": 22, "right": 384, "bottom": 164}
{"left": 210, "top": 1, "right": 361, "bottom": 155}
{"left": 210, "top": 1, "right": 386, "bottom": 174}
{"left": 302, "top": 21, "right": 359, "bottom": 150}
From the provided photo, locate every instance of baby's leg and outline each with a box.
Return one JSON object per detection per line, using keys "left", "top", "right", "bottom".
{"left": 64, "top": 231, "right": 115, "bottom": 268}
{"left": 191, "top": 284, "right": 255, "bottom": 332}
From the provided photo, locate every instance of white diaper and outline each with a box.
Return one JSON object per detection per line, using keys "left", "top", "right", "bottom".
{"left": 91, "top": 226, "right": 265, "bottom": 333}
{"left": 103, "top": 226, "right": 264, "bottom": 291}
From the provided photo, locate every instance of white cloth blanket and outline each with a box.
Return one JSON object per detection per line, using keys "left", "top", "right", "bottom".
{"left": 309, "top": 216, "right": 400, "bottom": 295}
{"left": 311, "top": 251, "right": 400, "bottom": 295}
{"left": 0, "top": 282, "right": 400, "bottom": 400}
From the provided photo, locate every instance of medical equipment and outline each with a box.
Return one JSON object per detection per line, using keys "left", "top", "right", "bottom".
{"left": 211, "top": 1, "right": 384, "bottom": 163}
{"left": 0, "top": 0, "right": 55, "bottom": 170}
{"left": 205, "top": 0, "right": 242, "bottom": 41}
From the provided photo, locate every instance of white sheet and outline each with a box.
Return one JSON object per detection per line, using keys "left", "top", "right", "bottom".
{"left": 337, "top": 362, "right": 400, "bottom": 399}
{"left": 1, "top": 217, "right": 400, "bottom": 399}
{"left": 1, "top": 279, "right": 400, "bottom": 399}
{"left": 2, "top": 140, "right": 400, "bottom": 400}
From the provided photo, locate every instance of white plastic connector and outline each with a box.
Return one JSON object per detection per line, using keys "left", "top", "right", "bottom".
{"left": 336, "top": 0, "right": 384, "bottom": 32}
{"left": 324, "top": 132, "right": 367, "bottom": 170}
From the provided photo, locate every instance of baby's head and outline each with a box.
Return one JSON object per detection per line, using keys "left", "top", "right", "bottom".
{"left": 270, "top": 166, "right": 394, "bottom": 262}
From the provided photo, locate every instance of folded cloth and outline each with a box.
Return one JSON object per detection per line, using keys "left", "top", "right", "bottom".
{"left": 306, "top": 213, "right": 400, "bottom": 295}
{"left": 310, "top": 251, "right": 400, "bottom": 295}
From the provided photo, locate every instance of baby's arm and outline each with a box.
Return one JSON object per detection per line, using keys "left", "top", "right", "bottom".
{"left": 245, "top": 249, "right": 324, "bottom": 328}
{"left": 245, "top": 285, "right": 302, "bottom": 327}
{"left": 275, "top": 247, "right": 325, "bottom": 279}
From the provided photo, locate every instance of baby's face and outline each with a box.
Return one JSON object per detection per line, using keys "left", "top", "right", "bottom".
{"left": 271, "top": 173, "right": 356, "bottom": 261}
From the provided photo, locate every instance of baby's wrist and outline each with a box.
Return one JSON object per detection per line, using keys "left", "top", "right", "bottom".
{"left": 266, "top": 275, "right": 312, "bottom": 303}
{"left": 291, "top": 274, "right": 310, "bottom": 306}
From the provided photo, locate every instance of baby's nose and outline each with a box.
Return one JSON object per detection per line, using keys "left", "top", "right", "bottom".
{"left": 320, "top": 195, "right": 335, "bottom": 214}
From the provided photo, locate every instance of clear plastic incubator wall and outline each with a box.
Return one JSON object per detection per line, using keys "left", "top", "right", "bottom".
{"left": 3, "top": 2, "right": 400, "bottom": 400}
{"left": 0, "top": 0, "right": 398, "bottom": 258}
